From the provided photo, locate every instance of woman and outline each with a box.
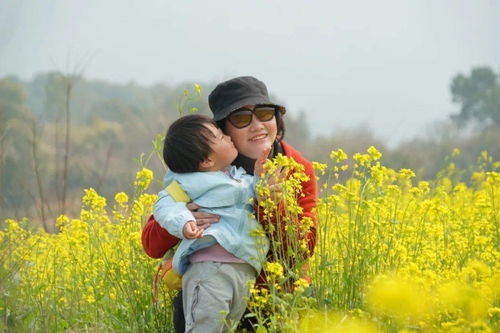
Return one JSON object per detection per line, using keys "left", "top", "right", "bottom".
{"left": 142, "top": 76, "right": 317, "bottom": 332}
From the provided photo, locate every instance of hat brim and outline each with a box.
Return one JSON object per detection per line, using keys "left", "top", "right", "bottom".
{"left": 213, "top": 96, "right": 285, "bottom": 121}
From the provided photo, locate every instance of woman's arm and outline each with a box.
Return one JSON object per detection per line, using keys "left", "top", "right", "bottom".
{"left": 142, "top": 215, "right": 180, "bottom": 259}
{"left": 141, "top": 190, "right": 195, "bottom": 259}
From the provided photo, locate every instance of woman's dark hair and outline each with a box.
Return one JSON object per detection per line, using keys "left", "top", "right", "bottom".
{"left": 216, "top": 106, "right": 286, "bottom": 139}
{"left": 163, "top": 114, "right": 217, "bottom": 173}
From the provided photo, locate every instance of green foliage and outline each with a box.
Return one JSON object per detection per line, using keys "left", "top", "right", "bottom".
{"left": 0, "top": 79, "right": 29, "bottom": 140}
{"left": 450, "top": 66, "right": 500, "bottom": 127}
{"left": 1, "top": 67, "right": 499, "bottom": 226}
{"left": 0, "top": 80, "right": 34, "bottom": 211}
{"left": 0, "top": 73, "right": 215, "bottom": 224}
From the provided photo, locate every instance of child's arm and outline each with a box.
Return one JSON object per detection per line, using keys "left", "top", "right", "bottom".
{"left": 154, "top": 189, "right": 197, "bottom": 239}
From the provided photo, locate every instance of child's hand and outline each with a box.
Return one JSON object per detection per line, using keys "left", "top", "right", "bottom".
{"left": 254, "top": 146, "right": 272, "bottom": 177}
{"left": 183, "top": 221, "right": 203, "bottom": 239}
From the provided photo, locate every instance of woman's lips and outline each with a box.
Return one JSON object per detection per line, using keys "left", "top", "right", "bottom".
{"left": 249, "top": 134, "right": 268, "bottom": 142}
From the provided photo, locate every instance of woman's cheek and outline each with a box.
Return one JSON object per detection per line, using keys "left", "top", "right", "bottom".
{"left": 226, "top": 126, "right": 249, "bottom": 156}
{"left": 233, "top": 137, "right": 256, "bottom": 158}
{"left": 264, "top": 122, "right": 278, "bottom": 147}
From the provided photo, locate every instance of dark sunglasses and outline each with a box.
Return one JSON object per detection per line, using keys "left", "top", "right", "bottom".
{"left": 227, "top": 105, "right": 278, "bottom": 129}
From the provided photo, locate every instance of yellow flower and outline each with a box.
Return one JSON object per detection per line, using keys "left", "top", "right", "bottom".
{"left": 265, "top": 261, "right": 284, "bottom": 280}
{"left": 486, "top": 171, "right": 499, "bottom": 185}
{"left": 294, "top": 278, "right": 309, "bottom": 293}
{"left": 83, "top": 293, "right": 96, "bottom": 304}
{"left": 194, "top": 83, "right": 202, "bottom": 96}
{"left": 134, "top": 168, "right": 154, "bottom": 189}
{"left": 115, "top": 192, "right": 129, "bottom": 205}
{"left": 2, "top": 147, "right": 498, "bottom": 331}
{"left": 299, "top": 311, "right": 377, "bottom": 333}
{"left": 139, "top": 193, "right": 157, "bottom": 208}
{"left": 55, "top": 214, "right": 70, "bottom": 228}
{"left": 366, "top": 274, "right": 433, "bottom": 322}
{"left": 329, "top": 148, "right": 348, "bottom": 162}
{"left": 332, "top": 183, "right": 347, "bottom": 193}
{"left": 367, "top": 146, "right": 382, "bottom": 160}
{"left": 438, "top": 281, "right": 491, "bottom": 321}
{"left": 312, "top": 161, "right": 327, "bottom": 175}
{"left": 353, "top": 153, "right": 371, "bottom": 167}
{"left": 399, "top": 168, "right": 415, "bottom": 179}
{"left": 460, "top": 260, "right": 491, "bottom": 283}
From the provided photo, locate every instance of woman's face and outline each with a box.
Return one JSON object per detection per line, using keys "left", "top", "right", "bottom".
{"left": 225, "top": 105, "right": 278, "bottom": 159}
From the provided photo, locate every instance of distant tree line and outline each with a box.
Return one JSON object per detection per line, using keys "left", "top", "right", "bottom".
{"left": 0, "top": 66, "right": 498, "bottom": 229}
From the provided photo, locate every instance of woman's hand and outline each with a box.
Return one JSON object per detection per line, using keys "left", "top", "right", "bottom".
{"left": 254, "top": 146, "right": 287, "bottom": 202}
{"left": 254, "top": 146, "right": 272, "bottom": 177}
{"left": 186, "top": 203, "right": 220, "bottom": 230}
{"left": 261, "top": 166, "right": 287, "bottom": 202}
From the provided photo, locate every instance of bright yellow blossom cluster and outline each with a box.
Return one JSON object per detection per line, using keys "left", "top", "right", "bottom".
{"left": 0, "top": 168, "right": 168, "bottom": 332}
{"left": 1, "top": 147, "right": 498, "bottom": 332}
{"left": 265, "top": 261, "right": 285, "bottom": 281}
{"left": 134, "top": 167, "right": 154, "bottom": 190}
{"left": 308, "top": 147, "right": 499, "bottom": 332}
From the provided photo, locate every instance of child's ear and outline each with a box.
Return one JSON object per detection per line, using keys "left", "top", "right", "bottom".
{"left": 199, "top": 157, "right": 215, "bottom": 170}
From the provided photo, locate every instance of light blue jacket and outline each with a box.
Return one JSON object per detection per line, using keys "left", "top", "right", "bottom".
{"left": 153, "top": 166, "right": 269, "bottom": 275}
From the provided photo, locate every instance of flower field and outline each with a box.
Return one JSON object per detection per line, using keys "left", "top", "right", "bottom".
{"left": 1, "top": 148, "right": 498, "bottom": 332}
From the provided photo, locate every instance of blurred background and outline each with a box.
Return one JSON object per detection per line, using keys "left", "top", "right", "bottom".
{"left": 0, "top": 0, "right": 499, "bottom": 228}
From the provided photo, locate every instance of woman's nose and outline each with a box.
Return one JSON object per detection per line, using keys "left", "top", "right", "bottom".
{"left": 249, "top": 116, "right": 265, "bottom": 130}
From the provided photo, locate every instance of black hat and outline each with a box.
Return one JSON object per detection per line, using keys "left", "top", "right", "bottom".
{"left": 209, "top": 76, "right": 285, "bottom": 121}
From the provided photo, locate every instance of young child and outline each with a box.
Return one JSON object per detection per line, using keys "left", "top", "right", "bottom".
{"left": 153, "top": 114, "right": 270, "bottom": 333}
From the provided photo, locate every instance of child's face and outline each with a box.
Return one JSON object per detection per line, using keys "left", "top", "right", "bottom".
{"left": 205, "top": 123, "right": 238, "bottom": 171}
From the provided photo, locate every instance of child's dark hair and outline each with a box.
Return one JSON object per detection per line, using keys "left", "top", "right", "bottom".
{"left": 163, "top": 114, "right": 217, "bottom": 173}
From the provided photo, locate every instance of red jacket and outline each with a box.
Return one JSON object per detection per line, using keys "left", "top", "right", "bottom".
{"left": 142, "top": 140, "right": 317, "bottom": 283}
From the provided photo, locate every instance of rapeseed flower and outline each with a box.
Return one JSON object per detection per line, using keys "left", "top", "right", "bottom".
{"left": 134, "top": 167, "right": 153, "bottom": 190}
{"left": 115, "top": 191, "right": 128, "bottom": 205}
{"left": 1, "top": 148, "right": 498, "bottom": 332}
{"left": 366, "top": 274, "right": 433, "bottom": 322}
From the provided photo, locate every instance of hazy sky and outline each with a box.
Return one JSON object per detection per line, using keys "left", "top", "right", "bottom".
{"left": 1, "top": 0, "right": 499, "bottom": 143}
